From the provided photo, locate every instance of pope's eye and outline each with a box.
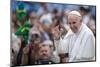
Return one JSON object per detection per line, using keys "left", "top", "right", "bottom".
{"left": 73, "top": 22, "right": 76, "bottom": 24}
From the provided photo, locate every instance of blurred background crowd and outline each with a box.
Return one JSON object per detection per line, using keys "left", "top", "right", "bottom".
{"left": 11, "top": 0, "right": 96, "bottom": 66}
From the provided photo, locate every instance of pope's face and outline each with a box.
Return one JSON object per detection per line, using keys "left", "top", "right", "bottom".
{"left": 68, "top": 14, "right": 82, "bottom": 33}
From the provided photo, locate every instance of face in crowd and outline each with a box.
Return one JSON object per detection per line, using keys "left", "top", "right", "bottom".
{"left": 38, "top": 40, "right": 53, "bottom": 60}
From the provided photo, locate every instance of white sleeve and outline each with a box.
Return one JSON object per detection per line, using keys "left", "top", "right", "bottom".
{"left": 77, "top": 34, "right": 95, "bottom": 60}
{"left": 51, "top": 51, "right": 60, "bottom": 63}
{"left": 56, "top": 30, "right": 72, "bottom": 55}
{"left": 57, "top": 38, "right": 69, "bottom": 54}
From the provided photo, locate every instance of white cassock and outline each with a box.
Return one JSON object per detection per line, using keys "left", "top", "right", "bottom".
{"left": 59, "top": 23, "right": 95, "bottom": 62}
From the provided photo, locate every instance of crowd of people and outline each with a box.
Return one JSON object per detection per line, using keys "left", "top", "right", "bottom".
{"left": 11, "top": 1, "right": 96, "bottom": 66}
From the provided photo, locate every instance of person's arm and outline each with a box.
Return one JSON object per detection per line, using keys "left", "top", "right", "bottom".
{"left": 58, "top": 37, "right": 70, "bottom": 63}
{"left": 79, "top": 34, "right": 95, "bottom": 60}
{"left": 21, "top": 53, "right": 28, "bottom": 65}
{"left": 21, "top": 46, "right": 29, "bottom": 65}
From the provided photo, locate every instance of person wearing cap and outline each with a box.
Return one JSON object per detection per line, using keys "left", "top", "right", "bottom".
{"left": 13, "top": 3, "right": 33, "bottom": 66}
{"left": 59, "top": 10, "right": 95, "bottom": 62}
{"left": 15, "top": 2, "right": 32, "bottom": 46}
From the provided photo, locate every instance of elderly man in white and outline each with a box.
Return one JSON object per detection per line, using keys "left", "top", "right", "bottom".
{"left": 58, "top": 10, "right": 95, "bottom": 62}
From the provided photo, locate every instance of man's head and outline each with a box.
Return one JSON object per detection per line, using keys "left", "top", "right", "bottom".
{"left": 38, "top": 45, "right": 52, "bottom": 60}
{"left": 79, "top": 6, "right": 90, "bottom": 16}
{"left": 29, "top": 11, "right": 38, "bottom": 25}
{"left": 38, "top": 40, "right": 53, "bottom": 60}
{"left": 67, "top": 10, "right": 82, "bottom": 33}
{"left": 29, "top": 27, "right": 42, "bottom": 44}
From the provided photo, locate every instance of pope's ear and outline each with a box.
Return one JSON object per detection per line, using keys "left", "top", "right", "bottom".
{"left": 80, "top": 17, "right": 83, "bottom": 22}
